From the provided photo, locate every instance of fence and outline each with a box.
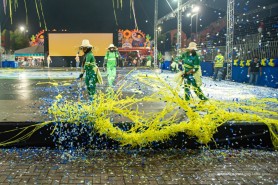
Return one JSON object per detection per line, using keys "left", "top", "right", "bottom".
{"left": 201, "top": 40, "right": 278, "bottom": 61}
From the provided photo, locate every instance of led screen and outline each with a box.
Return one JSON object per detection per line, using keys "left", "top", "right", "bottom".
{"left": 48, "top": 33, "right": 113, "bottom": 56}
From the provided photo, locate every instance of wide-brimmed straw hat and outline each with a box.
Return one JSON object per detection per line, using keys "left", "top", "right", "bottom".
{"left": 186, "top": 42, "right": 198, "bottom": 50}
{"left": 108, "top": 44, "right": 116, "bottom": 48}
{"left": 80, "top": 39, "right": 92, "bottom": 48}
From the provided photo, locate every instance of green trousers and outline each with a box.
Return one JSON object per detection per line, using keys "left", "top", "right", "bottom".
{"left": 184, "top": 74, "right": 207, "bottom": 101}
{"left": 107, "top": 67, "right": 116, "bottom": 86}
{"left": 85, "top": 72, "right": 97, "bottom": 96}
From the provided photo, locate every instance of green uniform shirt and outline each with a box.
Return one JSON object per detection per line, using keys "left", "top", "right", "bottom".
{"left": 146, "top": 55, "right": 152, "bottom": 61}
{"left": 180, "top": 51, "right": 200, "bottom": 73}
{"left": 214, "top": 54, "right": 224, "bottom": 67}
{"left": 104, "top": 51, "right": 119, "bottom": 68}
{"left": 83, "top": 51, "right": 96, "bottom": 71}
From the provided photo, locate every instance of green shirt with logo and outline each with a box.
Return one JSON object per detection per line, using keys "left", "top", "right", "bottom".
{"left": 84, "top": 51, "right": 96, "bottom": 72}
{"left": 180, "top": 51, "right": 201, "bottom": 73}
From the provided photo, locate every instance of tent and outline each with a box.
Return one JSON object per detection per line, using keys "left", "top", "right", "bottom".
{"left": 14, "top": 45, "right": 44, "bottom": 57}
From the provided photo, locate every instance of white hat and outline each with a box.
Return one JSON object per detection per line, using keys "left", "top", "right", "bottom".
{"left": 217, "top": 49, "right": 221, "bottom": 53}
{"left": 108, "top": 44, "right": 115, "bottom": 48}
{"left": 80, "top": 39, "right": 92, "bottom": 48}
{"left": 186, "top": 42, "right": 198, "bottom": 50}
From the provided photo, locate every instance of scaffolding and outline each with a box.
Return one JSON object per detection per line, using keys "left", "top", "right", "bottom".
{"left": 225, "top": 0, "right": 235, "bottom": 80}
{"left": 177, "top": 0, "right": 182, "bottom": 53}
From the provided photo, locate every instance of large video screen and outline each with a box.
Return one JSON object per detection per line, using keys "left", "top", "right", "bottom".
{"left": 48, "top": 33, "right": 113, "bottom": 56}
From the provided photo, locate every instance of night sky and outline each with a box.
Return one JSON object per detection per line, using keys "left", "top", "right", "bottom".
{"left": 1, "top": 0, "right": 277, "bottom": 37}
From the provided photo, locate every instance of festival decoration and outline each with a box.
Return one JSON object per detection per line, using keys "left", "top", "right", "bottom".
{"left": 233, "top": 59, "right": 239, "bottom": 66}
{"left": 239, "top": 60, "right": 245, "bottom": 67}
{"left": 29, "top": 30, "right": 45, "bottom": 46}
{"left": 118, "top": 29, "right": 152, "bottom": 56}
{"left": 144, "top": 34, "right": 151, "bottom": 48}
{"left": 119, "top": 29, "right": 146, "bottom": 48}
{"left": 261, "top": 58, "right": 267, "bottom": 66}
{"left": 246, "top": 60, "right": 251, "bottom": 67}
{"left": 268, "top": 59, "right": 275, "bottom": 67}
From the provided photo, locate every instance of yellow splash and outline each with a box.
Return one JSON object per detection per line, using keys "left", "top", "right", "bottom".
{"left": 46, "top": 74, "right": 278, "bottom": 148}
{"left": 0, "top": 73, "right": 277, "bottom": 149}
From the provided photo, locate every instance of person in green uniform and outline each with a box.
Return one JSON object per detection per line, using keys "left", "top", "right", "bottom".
{"left": 171, "top": 56, "right": 180, "bottom": 72}
{"left": 213, "top": 50, "right": 224, "bottom": 81}
{"left": 104, "top": 44, "right": 119, "bottom": 87}
{"left": 180, "top": 42, "right": 208, "bottom": 101}
{"left": 78, "top": 39, "right": 98, "bottom": 98}
{"left": 146, "top": 55, "right": 152, "bottom": 67}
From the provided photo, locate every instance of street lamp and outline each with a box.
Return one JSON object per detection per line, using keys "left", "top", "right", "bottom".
{"left": 19, "top": 25, "right": 28, "bottom": 36}
{"left": 193, "top": 6, "right": 200, "bottom": 42}
{"left": 187, "top": 6, "right": 200, "bottom": 42}
{"left": 187, "top": 13, "right": 197, "bottom": 38}
{"left": 19, "top": 26, "right": 25, "bottom": 32}
{"left": 157, "top": 27, "right": 162, "bottom": 35}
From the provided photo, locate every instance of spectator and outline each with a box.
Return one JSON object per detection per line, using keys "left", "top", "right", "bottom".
{"left": 248, "top": 56, "right": 262, "bottom": 85}
{"left": 75, "top": 52, "right": 80, "bottom": 68}
{"left": 146, "top": 55, "right": 152, "bottom": 67}
{"left": 171, "top": 56, "right": 180, "bottom": 73}
{"left": 47, "top": 55, "right": 52, "bottom": 68}
{"left": 213, "top": 50, "right": 224, "bottom": 81}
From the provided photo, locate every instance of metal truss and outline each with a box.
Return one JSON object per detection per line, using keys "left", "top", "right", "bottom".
{"left": 177, "top": 0, "right": 182, "bottom": 52}
{"left": 225, "top": 0, "right": 235, "bottom": 80}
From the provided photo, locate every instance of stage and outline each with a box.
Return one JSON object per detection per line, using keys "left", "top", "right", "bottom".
{"left": 0, "top": 67, "right": 277, "bottom": 149}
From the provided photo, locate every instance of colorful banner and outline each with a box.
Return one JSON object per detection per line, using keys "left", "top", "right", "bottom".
{"left": 118, "top": 29, "right": 151, "bottom": 49}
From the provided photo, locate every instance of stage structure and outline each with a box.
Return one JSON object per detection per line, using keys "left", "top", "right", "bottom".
{"left": 155, "top": 0, "right": 235, "bottom": 78}
{"left": 177, "top": 0, "right": 182, "bottom": 53}
{"left": 155, "top": 0, "right": 196, "bottom": 48}
{"left": 48, "top": 33, "right": 113, "bottom": 57}
{"left": 226, "top": 0, "right": 235, "bottom": 80}
{"left": 29, "top": 30, "right": 45, "bottom": 47}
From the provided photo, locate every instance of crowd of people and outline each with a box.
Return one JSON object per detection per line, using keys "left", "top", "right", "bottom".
{"left": 15, "top": 57, "right": 44, "bottom": 67}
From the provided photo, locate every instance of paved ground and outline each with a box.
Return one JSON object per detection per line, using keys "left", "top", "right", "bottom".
{"left": 0, "top": 148, "right": 277, "bottom": 185}
{"left": 0, "top": 67, "right": 277, "bottom": 123}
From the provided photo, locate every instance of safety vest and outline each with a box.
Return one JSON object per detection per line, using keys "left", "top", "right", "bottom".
{"left": 104, "top": 51, "right": 119, "bottom": 68}
{"left": 214, "top": 54, "right": 224, "bottom": 67}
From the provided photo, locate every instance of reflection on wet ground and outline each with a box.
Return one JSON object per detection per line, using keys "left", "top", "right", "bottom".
{"left": 0, "top": 67, "right": 277, "bottom": 123}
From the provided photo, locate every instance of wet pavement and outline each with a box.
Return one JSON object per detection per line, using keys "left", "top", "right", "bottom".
{"left": 0, "top": 67, "right": 277, "bottom": 123}
{"left": 0, "top": 148, "right": 277, "bottom": 185}
{"left": 0, "top": 67, "right": 144, "bottom": 123}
